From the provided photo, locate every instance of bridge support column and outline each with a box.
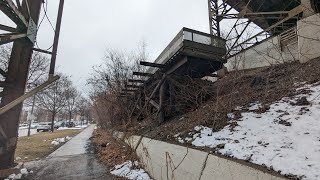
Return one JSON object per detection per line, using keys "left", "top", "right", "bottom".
{"left": 0, "top": 0, "right": 42, "bottom": 169}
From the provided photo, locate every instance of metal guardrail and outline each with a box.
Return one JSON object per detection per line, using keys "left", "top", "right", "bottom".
{"left": 146, "top": 27, "right": 226, "bottom": 75}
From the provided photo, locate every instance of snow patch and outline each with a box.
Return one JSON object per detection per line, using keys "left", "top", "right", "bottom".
{"left": 177, "top": 137, "right": 184, "bottom": 143}
{"left": 57, "top": 125, "right": 87, "bottom": 130}
{"left": 248, "top": 102, "right": 262, "bottom": 111}
{"left": 178, "top": 83, "right": 320, "bottom": 180}
{"left": 227, "top": 113, "right": 235, "bottom": 120}
{"left": 75, "top": 125, "right": 88, "bottom": 128}
{"left": 6, "top": 168, "right": 31, "bottom": 180}
{"left": 51, "top": 136, "right": 72, "bottom": 146}
{"left": 111, "top": 161, "right": 152, "bottom": 180}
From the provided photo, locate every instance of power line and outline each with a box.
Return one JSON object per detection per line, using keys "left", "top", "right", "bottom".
{"left": 43, "top": 0, "right": 55, "bottom": 32}
{"left": 35, "top": 0, "right": 55, "bottom": 51}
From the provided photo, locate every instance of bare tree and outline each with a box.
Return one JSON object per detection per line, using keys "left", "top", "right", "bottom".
{"left": 36, "top": 75, "right": 71, "bottom": 132}
{"left": 64, "top": 85, "right": 80, "bottom": 123}
{"left": 0, "top": 44, "right": 49, "bottom": 87}
{"left": 88, "top": 43, "right": 149, "bottom": 128}
{"left": 27, "top": 52, "right": 50, "bottom": 88}
{"left": 0, "top": 44, "right": 11, "bottom": 77}
{"left": 76, "top": 96, "right": 91, "bottom": 125}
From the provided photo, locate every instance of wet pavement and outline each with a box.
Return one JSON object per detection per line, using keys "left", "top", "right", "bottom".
{"left": 25, "top": 125, "right": 114, "bottom": 180}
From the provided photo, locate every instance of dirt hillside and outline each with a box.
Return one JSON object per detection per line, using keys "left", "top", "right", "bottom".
{"left": 122, "top": 58, "right": 320, "bottom": 142}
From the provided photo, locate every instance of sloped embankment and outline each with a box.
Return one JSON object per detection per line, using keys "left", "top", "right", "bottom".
{"left": 122, "top": 58, "right": 320, "bottom": 179}
{"left": 132, "top": 58, "right": 320, "bottom": 141}
{"left": 175, "top": 82, "right": 320, "bottom": 180}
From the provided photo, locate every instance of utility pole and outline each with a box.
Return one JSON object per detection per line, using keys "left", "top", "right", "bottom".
{"left": 49, "top": 0, "right": 64, "bottom": 77}
{"left": 0, "top": 0, "right": 43, "bottom": 169}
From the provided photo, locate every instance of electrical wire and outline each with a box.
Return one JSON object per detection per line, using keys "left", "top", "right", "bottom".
{"left": 35, "top": 0, "right": 55, "bottom": 51}
{"left": 43, "top": 0, "right": 55, "bottom": 32}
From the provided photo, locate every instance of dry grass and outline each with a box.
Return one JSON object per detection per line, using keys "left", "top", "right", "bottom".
{"left": 15, "top": 130, "right": 81, "bottom": 162}
{"left": 91, "top": 129, "right": 137, "bottom": 169}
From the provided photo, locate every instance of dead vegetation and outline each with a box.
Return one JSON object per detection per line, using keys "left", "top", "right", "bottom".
{"left": 91, "top": 129, "right": 137, "bottom": 169}
{"left": 120, "top": 58, "right": 320, "bottom": 141}
{"left": 90, "top": 46, "right": 320, "bottom": 143}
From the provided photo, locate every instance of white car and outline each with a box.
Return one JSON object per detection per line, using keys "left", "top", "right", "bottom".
{"left": 19, "top": 124, "right": 28, "bottom": 130}
{"left": 36, "top": 122, "right": 52, "bottom": 132}
{"left": 30, "top": 123, "right": 39, "bottom": 129}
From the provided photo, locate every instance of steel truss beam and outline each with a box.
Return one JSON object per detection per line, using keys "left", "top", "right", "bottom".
{"left": 0, "top": 33, "right": 27, "bottom": 45}
{"left": 208, "top": 0, "right": 305, "bottom": 57}
{"left": 0, "top": 0, "right": 32, "bottom": 45}
{"left": 0, "top": 24, "right": 16, "bottom": 32}
{"left": 0, "top": 0, "right": 28, "bottom": 29}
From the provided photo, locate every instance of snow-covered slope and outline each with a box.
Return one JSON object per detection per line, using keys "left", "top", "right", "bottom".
{"left": 176, "top": 83, "right": 320, "bottom": 180}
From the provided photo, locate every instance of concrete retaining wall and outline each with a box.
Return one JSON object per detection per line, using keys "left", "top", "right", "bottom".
{"left": 114, "top": 133, "right": 286, "bottom": 180}
{"left": 226, "top": 34, "right": 298, "bottom": 71}
{"left": 297, "top": 13, "right": 320, "bottom": 63}
{"left": 225, "top": 13, "right": 320, "bottom": 71}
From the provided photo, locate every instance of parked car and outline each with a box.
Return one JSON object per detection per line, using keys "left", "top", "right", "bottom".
{"left": 19, "top": 124, "right": 28, "bottom": 130}
{"left": 36, "top": 122, "right": 52, "bottom": 132}
{"left": 30, "top": 123, "right": 39, "bottom": 129}
{"left": 54, "top": 121, "right": 64, "bottom": 129}
{"left": 66, "top": 121, "right": 75, "bottom": 128}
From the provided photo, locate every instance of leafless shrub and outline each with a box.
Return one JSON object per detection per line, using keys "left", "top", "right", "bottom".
{"left": 88, "top": 43, "right": 148, "bottom": 129}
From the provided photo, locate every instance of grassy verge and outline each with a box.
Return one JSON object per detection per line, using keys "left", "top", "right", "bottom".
{"left": 15, "top": 129, "right": 81, "bottom": 162}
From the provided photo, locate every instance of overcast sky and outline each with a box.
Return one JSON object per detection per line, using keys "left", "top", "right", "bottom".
{"left": 2, "top": 0, "right": 210, "bottom": 94}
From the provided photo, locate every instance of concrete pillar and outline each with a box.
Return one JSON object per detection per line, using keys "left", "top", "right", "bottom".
{"left": 297, "top": 13, "right": 320, "bottom": 63}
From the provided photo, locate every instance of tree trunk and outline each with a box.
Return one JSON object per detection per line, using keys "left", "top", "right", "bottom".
{"left": 68, "top": 111, "right": 72, "bottom": 127}
{"left": 51, "top": 112, "right": 56, "bottom": 132}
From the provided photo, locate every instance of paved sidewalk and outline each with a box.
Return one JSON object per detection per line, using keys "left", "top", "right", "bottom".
{"left": 49, "top": 125, "right": 95, "bottom": 157}
{"left": 25, "top": 125, "right": 113, "bottom": 180}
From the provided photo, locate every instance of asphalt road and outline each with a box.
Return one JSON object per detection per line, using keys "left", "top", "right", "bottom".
{"left": 25, "top": 125, "right": 114, "bottom": 180}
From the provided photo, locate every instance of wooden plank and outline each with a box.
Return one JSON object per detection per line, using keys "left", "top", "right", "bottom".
{"left": 128, "top": 79, "right": 145, "bottom": 83}
{"left": 133, "top": 74, "right": 167, "bottom": 119}
{"left": 166, "top": 57, "right": 188, "bottom": 74}
{"left": 122, "top": 89, "right": 137, "bottom": 92}
{"left": 149, "top": 99, "right": 160, "bottom": 110}
{"left": 169, "top": 81, "right": 176, "bottom": 113}
{"left": 126, "top": 84, "right": 140, "bottom": 89}
{"left": 140, "top": 61, "right": 166, "bottom": 68}
{"left": 133, "top": 72, "right": 153, "bottom": 77}
{"left": 158, "top": 80, "right": 166, "bottom": 124}
{"left": 0, "top": 76, "right": 60, "bottom": 116}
